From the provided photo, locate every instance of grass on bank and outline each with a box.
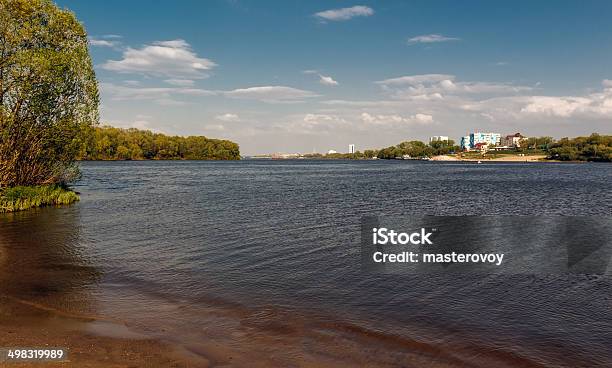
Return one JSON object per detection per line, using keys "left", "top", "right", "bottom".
{"left": 0, "top": 185, "right": 79, "bottom": 213}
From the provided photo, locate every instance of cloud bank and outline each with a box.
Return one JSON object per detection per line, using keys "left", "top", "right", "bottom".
{"left": 102, "top": 39, "right": 216, "bottom": 78}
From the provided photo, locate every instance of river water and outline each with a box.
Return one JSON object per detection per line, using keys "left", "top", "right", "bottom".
{"left": 1, "top": 160, "right": 610, "bottom": 367}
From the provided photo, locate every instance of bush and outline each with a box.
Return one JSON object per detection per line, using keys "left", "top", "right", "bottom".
{"left": 0, "top": 185, "right": 79, "bottom": 213}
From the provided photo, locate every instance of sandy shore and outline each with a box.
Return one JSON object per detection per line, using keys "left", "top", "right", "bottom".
{"left": 0, "top": 296, "right": 207, "bottom": 368}
{"left": 432, "top": 154, "right": 547, "bottom": 162}
{"left": 0, "top": 291, "right": 559, "bottom": 368}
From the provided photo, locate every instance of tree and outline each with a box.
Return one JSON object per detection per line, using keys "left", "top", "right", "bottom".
{"left": 429, "top": 139, "right": 458, "bottom": 155}
{"left": 547, "top": 134, "right": 612, "bottom": 162}
{"left": 0, "top": 0, "right": 99, "bottom": 187}
{"left": 520, "top": 136, "right": 553, "bottom": 150}
{"left": 79, "top": 126, "right": 241, "bottom": 161}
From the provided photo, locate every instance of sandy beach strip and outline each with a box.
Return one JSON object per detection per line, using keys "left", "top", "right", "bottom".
{"left": 432, "top": 154, "right": 547, "bottom": 162}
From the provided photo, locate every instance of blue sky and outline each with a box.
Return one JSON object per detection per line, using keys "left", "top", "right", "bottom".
{"left": 58, "top": 0, "right": 612, "bottom": 154}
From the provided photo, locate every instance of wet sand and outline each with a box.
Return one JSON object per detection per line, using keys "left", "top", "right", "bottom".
{"left": 0, "top": 296, "right": 203, "bottom": 367}
{"left": 0, "top": 289, "right": 560, "bottom": 368}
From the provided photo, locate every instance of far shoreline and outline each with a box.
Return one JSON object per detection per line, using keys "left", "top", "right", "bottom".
{"left": 78, "top": 156, "right": 603, "bottom": 163}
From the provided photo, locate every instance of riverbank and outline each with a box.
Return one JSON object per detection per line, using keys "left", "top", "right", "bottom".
{"left": 431, "top": 154, "right": 548, "bottom": 162}
{"left": 0, "top": 185, "right": 79, "bottom": 213}
{"left": 0, "top": 292, "right": 552, "bottom": 368}
{"left": 0, "top": 296, "right": 203, "bottom": 368}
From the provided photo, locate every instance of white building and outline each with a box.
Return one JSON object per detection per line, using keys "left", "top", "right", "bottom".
{"left": 502, "top": 133, "right": 525, "bottom": 147}
{"left": 348, "top": 144, "right": 355, "bottom": 154}
{"left": 429, "top": 136, "right": 449, "bottom": 143}
{"left": 327, "top": 149, "right": 337, "bottom": 154}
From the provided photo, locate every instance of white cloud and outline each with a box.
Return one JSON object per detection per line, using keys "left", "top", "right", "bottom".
{"left": 407, "top": 34, "right": 460, "bottom": 44}
{"left": 318, "top": 74, "right": 339, "bottom": 86}
{"left": 88, "top": 38, "right": 118, "bottom": 47}
{"left": 100, "top": 82, "right": 214, "bottom": 105}
{"left": 376, "top": 74, "right": 532, "bottom": 98}
{"left": 520, "top": 96, "right": 603, "bottom": 118}
{"left": 460, "top": 84, "right": 612, "bottom": 121}
{"left": 321, "top": 99, "right": 402, "bottom": 107}
{"left": 314, "top": 5, "right": 374, "bottom": 21}
{"left": 303, "top": 70, "right": 339, "bottom": 86}
{"left": 376, "top": 74, "right": 454, "bottom": 86}
{"left": 101, "top": 39, "right": 216, "bottom": 78}
{"left": 164, "top": 79, "right": 195, "bottom": 87}
{"left": 89, "top": 34, "right": 122, "bottom": 48}
{"left": 414, "top": 113, "right": 435, "bottom": 123}
{"left": 603, "top": 79, "right": 612, "bottom": 88}
{"left": 224, "top": 86, "right": 319, "bottom": 102}
{"left": 360, "top": 112, "right": 434, "bottom": 125}
{"left": 303, "top": 113, "right": 346, "bottom": 124}
{"left": 521, "top": 96, "right": 591, "bottom": 118}
{"left": 290, "top": 114, "right": 349, "bottom": 133}
{"left": 216, "top": 113, "right": 241, "bottom": 122}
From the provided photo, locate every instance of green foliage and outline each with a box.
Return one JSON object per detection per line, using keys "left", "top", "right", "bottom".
{"left": 429, "top": 139, "right": 458, "bottom": 154}
{"left": 81, "top": 126, "right": 240, "bottom": 160}
{"left": 0, "top": 184, "right": 79, "bottom": 212}
{"left": 519, "top": 136, "right": 554, "bottom": 150}
{"left": 547, "top": 134, "right": 612, "bottom": 162}
{"left": 376, "top": 139, "right": 460, "bottom": 159}
{"left": 0, "top": 0, "right": 99, "bottom": 187}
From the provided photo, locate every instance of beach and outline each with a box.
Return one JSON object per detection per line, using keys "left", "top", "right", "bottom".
{"left": 0, "top": 296, "right": 198, "bottom": 367}
{"left": 0, "top": 293, "right": 561, "bottom": 368}
{"left": 431, "top": 154, "right": 547, "bottom": 162}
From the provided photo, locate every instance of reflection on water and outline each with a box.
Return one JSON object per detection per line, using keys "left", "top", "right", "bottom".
{"left": 0, "top": 206, "right": 99, "bottom": 315}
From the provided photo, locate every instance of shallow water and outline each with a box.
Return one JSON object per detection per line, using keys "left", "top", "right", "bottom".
{"left": 1, "top": 160, "right": 611, "bottom": 367}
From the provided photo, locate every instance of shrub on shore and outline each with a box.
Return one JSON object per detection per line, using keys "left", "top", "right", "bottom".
{"left": 0, "top": 185, "right": 79, "bottom": 213}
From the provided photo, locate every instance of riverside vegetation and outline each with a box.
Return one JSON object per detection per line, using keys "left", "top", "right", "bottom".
{"left": 0, "top": 185, "right": 79, "bottom": 213}
{"left": 0, "top": 0, "right": 97, "bottom": 211}
{"left": 0, "top": 0, "right": 239, "bottom": 212}
{"left": 80, "top": 126, "right": 240, "bottom": 161}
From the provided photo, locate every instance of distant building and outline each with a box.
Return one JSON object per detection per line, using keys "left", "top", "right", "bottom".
{"left": 429, "top": 136, "right": 449, "bottom": 143}
{"left": 474, "top": 142, "right": 489, "bottom": 153}
{"left": 502, "top": 133, "right": 525, "bottom": 147}
{"left": 327, "top": 149, "right": 337, "bottom": 154}
{"left": 348, "top": 144, "right": 355, "bottom": 154}
{"left": 461, "top": 132, "right": 501, "bottom": 150}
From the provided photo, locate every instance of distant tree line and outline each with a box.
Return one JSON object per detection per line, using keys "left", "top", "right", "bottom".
{"left": 79, "top": 126, "right": 240, "bottom": 161}
{"left": 546, "top": 134, "right": 612, "bottom": 162}
{"left": 374, "top": 139, "right": 460, "bottom": 159}
{"left": 301, "top": 140, "right": 459, "bottom": 160}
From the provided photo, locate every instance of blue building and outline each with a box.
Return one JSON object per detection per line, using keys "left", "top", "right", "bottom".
{"left": 460, "top": 132, "right": 501, "bottom": 150}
